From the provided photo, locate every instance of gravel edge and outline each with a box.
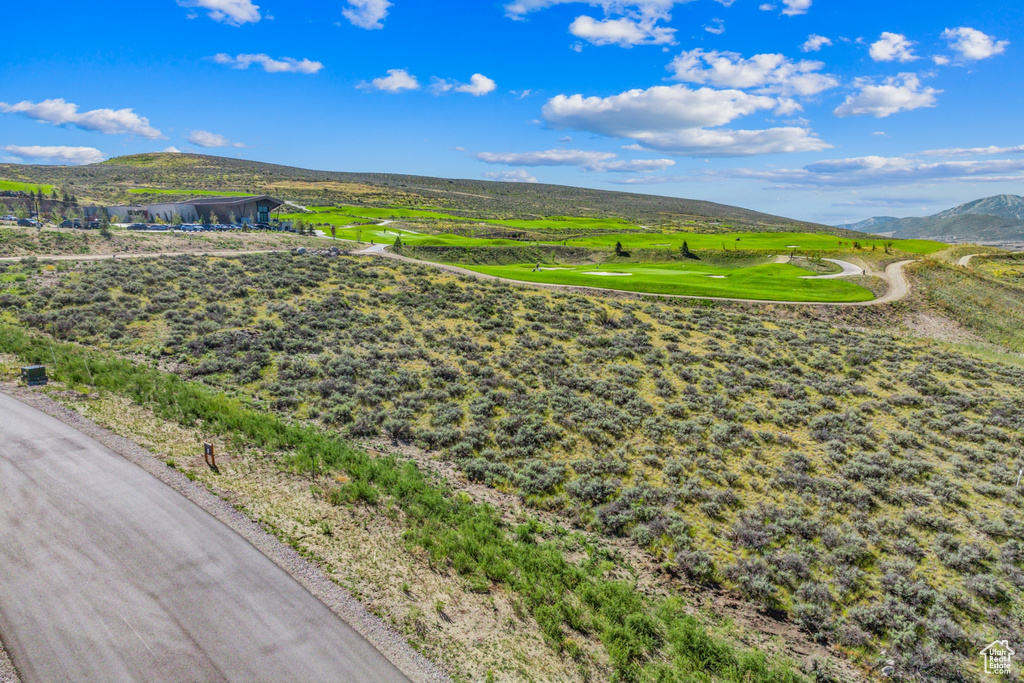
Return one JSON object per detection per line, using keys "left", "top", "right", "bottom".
{"left": 1, "top": 385, "right": 451, "bottom": 683}
{"left": 0, "top": 633, "right": 18, "bottom": 683}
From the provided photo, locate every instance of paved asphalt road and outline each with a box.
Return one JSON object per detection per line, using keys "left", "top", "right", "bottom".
{"left": 0, "top": 393, "right": 410, "bottom": 683}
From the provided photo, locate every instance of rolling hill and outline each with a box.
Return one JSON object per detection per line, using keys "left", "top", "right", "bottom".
{"left": 0, "top": 152, "right": 859, "bottom": 235}
{"left": 840, "top": 194, "right": 1024, "bottom": 243}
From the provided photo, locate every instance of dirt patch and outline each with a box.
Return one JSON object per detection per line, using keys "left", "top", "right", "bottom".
{"left": 904, "top": 311, "right": 986, "bottom": 345}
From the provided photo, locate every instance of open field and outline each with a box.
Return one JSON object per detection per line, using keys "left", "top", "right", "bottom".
{"left": 128, "top": 188, "right": 254, "bottom": 197}
{"left": 464, "top": 262, "right": 875, "bottom": 302}
{"left": 1, "top": 251, "right": 1022, "bottom": 681}
{"left": 910, "top": 259, "right": 1024, "bottom": 352}
{"left": 0, "top": 226, "right": 314, "bottom": 257}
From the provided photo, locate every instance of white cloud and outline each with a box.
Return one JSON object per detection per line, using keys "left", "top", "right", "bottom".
{"left": 668, "top": 49, "right": 838, "bottom": 96}
{"left": 483, "top": 170, "right": 539, "bottom": 182}
{"left": 633, "top": 155, "right": 1024, "bottom": 188}
{"left": 429, "top": 77, "right": 454, "bottom": 95}
{"left": 3, "top": 145, "right": 105, "bottom": 165}
{"left": 211, "top": 53, "right": 324, "bottom": 74}
{"left": 834, "top": 74, "right": 940, "bottom": 118}
{"left": 569, "top": 14, "right": 675, "bottom": 46}
{"left": 188, "top": 130, "right": 245, "bottom": 148}
{"left": 596, "top": 158, "right": 676, "bottom": 172}
{"left": 759, "top": 3, "right": 775, "bottom": 9}
{"left": 475, "top": 149, "right": 617, "bottom": 166}
{"left": 504, "top": 0, "right": 677, "bottom": 20}
{"left": 342, "top": 0, "right": 392, "bottom": 30}
{"left": 781, "top": 0, "right": 811, "bottom": 16}
{"left": 505, "top": 1, "right": 679, "bottom": 48}
{"left": 544, "top": 85, "right": 776, "bottom": 133}
{"left": 0, "top": 98, "right": 164, "bottom": 139}
{"left": 920, "top": 144, "right": 1024, "bottom": 157}
{"left": 704, "top": 18, "right": 725, "bottom": 35}
{"left": 162, "top": 146, "right": 183, "bottom": 153}
{"left": 176, "top": 0, "right": 260, "bottom": 25}
{"left": 933, "top": 55, "right": 951, "bottom": 65}
{"left": 801, "top": 34, "right": 831, "bottom": 52}
{"left": 942, "top": 27, "right": 1009, "bottom": 61}
{"left": 474, "top": 148, "right": 675, "bottom": 172}
{"left": 869, "top": 32, "right": 918, "bottom": 62}
{"left": 429, "top": 74, "right": 497, "bottom": 96}
{"left": 753, "top": 156, "right": 1024, "bottom": 186}
{"left": 456, "top": 74, "right": 498, "bottom": 96}
{"left": 543, "top": 84, "right": 829, "bottom": 156}
{"left": 359, "top": 69, "right": 421, "bottom": 93}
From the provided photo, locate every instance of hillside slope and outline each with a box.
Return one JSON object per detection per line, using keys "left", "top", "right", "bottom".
{"left": 0, "top": 153, "right": 851, "bottom": 235}
{"left": 841, "top": 195, "right": 1024, "bottom": 242}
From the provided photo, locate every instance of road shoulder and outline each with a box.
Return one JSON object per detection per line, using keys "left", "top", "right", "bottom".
{"left": 0, "top": 384, "right": 449, "bottom": 683}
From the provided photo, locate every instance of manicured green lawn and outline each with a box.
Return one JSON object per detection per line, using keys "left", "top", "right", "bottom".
{"left": 556, "top": 231, "right": 945, "bottom": 255}
{"left": 285, "top": 207, "right": 642, "bottom": 232}
{"left": 464, "top": 262, "right": 876, "bottom": 302}
{"left": 0, "top": 180, "right": 54, "bottom": 194}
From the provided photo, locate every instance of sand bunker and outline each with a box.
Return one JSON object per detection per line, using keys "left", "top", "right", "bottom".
{"left": 584, "top": 272, "right": 632, "bottom": 277}
{"left": 706, "top": 275, "right": 727, "bottom": 279}
{"left": 786, "top": 245, "right": 800, "bottom": 249}
{"left": 538, "top": 267, "right": 570, "bottom": 271}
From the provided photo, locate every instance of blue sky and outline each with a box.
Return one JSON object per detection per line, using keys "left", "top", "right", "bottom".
{"left": 0, "top": 0, "right": 1021, "bottom": 224}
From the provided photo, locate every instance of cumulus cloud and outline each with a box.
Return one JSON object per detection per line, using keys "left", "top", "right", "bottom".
{"left": 177, "top": 0, "right": 260, "bottom": 25}
{"left": 781, "top": 0, "right": 811, "bottom": 16}
{"left": 3, "top": 145, "right": 105, "bottom": 165}
{"left": 544, "top": 85, "right": 776, "bottom": 134}
{"left": 504, "top": 0, "right": 677, "bottom": 20}
{"left": 569, "top": 15, "right": 675, "bottom": 46}
{"left": 188, "top": 130, "right": 245, "bottom": 148}
{"left": 801, "top": 34, "right": 831, "bottom": 52}
{"left": 869, "top": 32, "right": 918, "bottom": 62}
{"left": 359, "top": 69, "right": 420, "bottom": 93}
{"left": 456, "top": 74, "right": 498, "bottom": 96}
{"left": 920, "top": 144, "right": 1024, "bottom": 157}
{"left": 211, "top": 53, "right": 324, "bottom": 74}
{"left": 0, "top": 98, "right": 164, "bottom": 139}
{"left": 475, "top": 149, "right": 617, "bottom": 166}
{"left": 542, "top": 84, "right": 828, "bottom": 156}
{"left": 942, "top": 27, "right": 1009, "bottom": 61}
{"left": 834, "top": 74, "right": 940, "bottom": 118}
{"left": 474, "top": 148, "right": 675, "bottom": 172}
{"left": 668, "top": 49, "right": 838, "bottom": 96}
{"left": 162, "top": 146, "right": 183, "bottom": 153}
{"left": 483, "top": 170, "right": 539, "bottom": 182}
{"left": 343, "top": 0, "right": 392, "bottom": 30}
{"left": 506, "top": 1, "right": 678, "bottom": 47}
{"left": 735, "top": 156, "right": 1024, "bottom": 187}
{"left": 627, "top": 155, "right": 1024, "bottom": 188}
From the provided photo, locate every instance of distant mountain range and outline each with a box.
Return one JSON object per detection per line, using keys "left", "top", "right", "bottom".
{"left": 839, "top": 195, "right": 1024, "bottom": 243}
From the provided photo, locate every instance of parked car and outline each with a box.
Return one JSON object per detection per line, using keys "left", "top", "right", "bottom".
{"left": 85, "top": 221, "right": 100, "bottom": 230}
{"left": 17, "top": 218, "right": 36, "bottom": 227}
{"left": 255, "top": 223, "right": 270, "bottom": 230}
{"left": 128, "top": 223, "right": 148, "bottom": 231}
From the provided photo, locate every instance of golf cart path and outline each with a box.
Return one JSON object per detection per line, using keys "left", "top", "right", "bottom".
{"left": 0, "top": 390, "right": 442, "bottom": 683}
{"left": 800, "top": 258, "right": 864, "bottom": 280}
{"left": 355, "top": 244, "right": 914, "bottom": 307}
{"left": 957, "top": 253, "right": 984, "bottom": 267}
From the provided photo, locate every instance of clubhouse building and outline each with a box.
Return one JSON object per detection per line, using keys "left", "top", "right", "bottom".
{"left": 107, "top": 195, "right": 284, "bottom": 224}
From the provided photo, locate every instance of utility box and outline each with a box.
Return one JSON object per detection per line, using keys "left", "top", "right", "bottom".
{"left": 21, "top": 365, "right": 48, "bottom": 386}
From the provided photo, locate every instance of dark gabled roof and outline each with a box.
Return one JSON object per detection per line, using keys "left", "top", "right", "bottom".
{"left": 188, "top": 195, "right": 282, "bottom": 208}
